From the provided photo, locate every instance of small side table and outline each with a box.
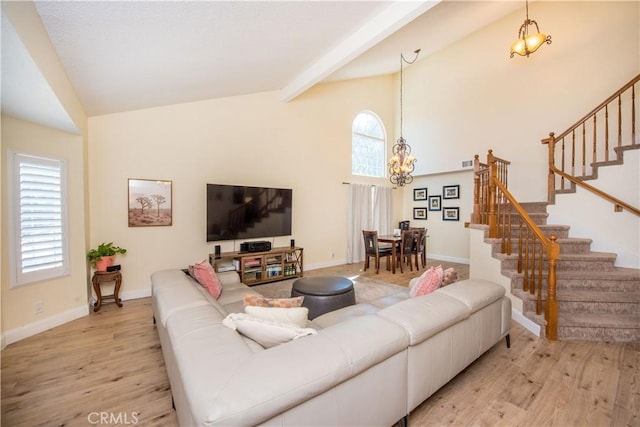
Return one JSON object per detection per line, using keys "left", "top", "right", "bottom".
{"left": 92, "top": 271, "right": 123, "bottom": 312}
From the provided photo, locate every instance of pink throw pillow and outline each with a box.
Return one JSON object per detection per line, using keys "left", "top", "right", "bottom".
{"left": 243, "top": 295, "right": 304, "bottom": 308}
{"left": 192, "top": 260, "right": 222, "bottom": 299}
{"left": 410, "top": 265, "right": 444, "bottom": 298}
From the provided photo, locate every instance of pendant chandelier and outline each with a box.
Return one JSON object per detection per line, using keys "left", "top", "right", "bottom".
{"left": 509, "top": 0, "right": 551, "bottom": 58}
{"left": 389, "top": 49, "right": 420, "bottom": 187}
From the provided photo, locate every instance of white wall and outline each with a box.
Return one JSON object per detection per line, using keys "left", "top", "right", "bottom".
{"left": 548, "top": 149, "right": 640, "bottom": 268}
{"left": 400, "top": 1, "right": 638, "bottom": 264}
{"left": 400, "top": 170, "right": 473, "bottom": 264}
{"left": 402, "top": 1, "right": 638, "bottom": 197}
{"left": 88, "top": 77, "right": 398, "bottom": 298}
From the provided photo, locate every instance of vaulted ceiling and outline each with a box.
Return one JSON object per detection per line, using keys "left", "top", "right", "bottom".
{"left": 2, "top": 1, "right": 523, "bottom": 131}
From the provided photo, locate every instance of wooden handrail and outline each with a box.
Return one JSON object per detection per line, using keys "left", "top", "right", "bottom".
{"left": 472, "top": 150, "right": 560, "bottom": 340}
{"left": 543, "top": 74, "right": 639, "bottom": 213}
{"left": 545, "top": 136, "right": 640, "bottom": 216}
{"left": 551, "top": 74, "right": 639, "bottom": 142}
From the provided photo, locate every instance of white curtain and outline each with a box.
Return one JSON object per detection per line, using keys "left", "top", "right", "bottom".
{"left": 346, "top": 184, "right": 372, "bottom": 263}
{"left": 346, "top": 184, "right": 394, "bottom": 264}
{"left": 373, "top": 185, "right": 393, "bottom": 235}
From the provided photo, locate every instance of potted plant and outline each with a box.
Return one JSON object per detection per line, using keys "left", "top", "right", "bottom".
{"left": 87, "top": 242, "right": 127, "bottom": 271}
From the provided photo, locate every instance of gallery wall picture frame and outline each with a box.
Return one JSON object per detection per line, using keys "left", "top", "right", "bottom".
{"left": 413, "top": 188, "right": 428, "bottom": 201}
{"left": 443, "top": 185, "right": 460, "bottom": 199}
{"left": 442, "top": 207, "right": 460, "bottom": 221}
{"left": 428, "top": 195, "right": 442, "bottom": 211}
{"left": 413, "top": 207, "right": 427, "bottom": 220}
{"left": 128, "top": 178, "right": 173, "bottom": 227}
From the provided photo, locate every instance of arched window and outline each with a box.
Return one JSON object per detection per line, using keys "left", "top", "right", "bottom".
{"left": 352, "top": 111, "right": 386, "bottom": 177}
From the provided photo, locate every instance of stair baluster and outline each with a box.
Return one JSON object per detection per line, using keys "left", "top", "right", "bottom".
{"left": 542, "top": 74, "right": 640, "bottom": 215}
{"left": 473, "top": 150, "right": 560, "bottom": 340}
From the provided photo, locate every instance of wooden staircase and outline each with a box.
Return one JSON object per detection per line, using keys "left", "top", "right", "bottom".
{"left": 472, "top": 74, "right": 640, "bottom": 341}
{"left": 486, "top": 201, "right": 640, "bottom": 342}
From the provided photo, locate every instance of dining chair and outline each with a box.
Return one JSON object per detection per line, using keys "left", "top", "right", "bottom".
{"left": 412, "top": 228, "right": 427, "bottom": 269}
{"left": 420, "top": 231, "right": 428, "bottom": 267}
{"left": 362, "top": 230, "right": 392, "bottom": 274}
{"left": 397, "top": 229, "right": 415, "bottom": 273}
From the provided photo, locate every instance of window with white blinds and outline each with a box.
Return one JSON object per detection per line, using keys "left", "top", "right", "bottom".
{"left": 11, "top": 153, "right": 69, "bottom": 286}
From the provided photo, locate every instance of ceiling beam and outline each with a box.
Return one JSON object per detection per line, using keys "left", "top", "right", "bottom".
{"left": 279, "top": 0, "right": 440, "bottom": 102}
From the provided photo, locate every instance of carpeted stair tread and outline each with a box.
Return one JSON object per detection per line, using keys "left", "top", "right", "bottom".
{"left": 487, "top": 237, "right": 593, "bottom": 255}
{"left": 488, "top": 199, "right": 639, "bottom": 341}
{"left": 516, "top": 289, "right": 640, "bottom": 303}
{"left": 503, "top": 268, "right": 640, "bottom": 281}
{"left": 558, "top": 313, "right": 640, "bottom": 328}
{"left": 519, "top": 202, "right": 550, "bottom": 213}
{"left": 557, "top": 290, "right": 640, "bottom": 302}
{"left": 494, "top": 251, "right": 617, "bottom": 261}
{"left": 554, "top": 268, "right": 640, "bottom": 280}
{"left": 557, "top": 251, "right": 618, "bottom": 261}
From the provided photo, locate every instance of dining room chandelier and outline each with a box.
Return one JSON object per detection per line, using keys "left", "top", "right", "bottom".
{"left": 389, "top": 49, "right": 420, "bottom": 187}
{"left": 509, "top": 0, "right": 552, "bottom": 58}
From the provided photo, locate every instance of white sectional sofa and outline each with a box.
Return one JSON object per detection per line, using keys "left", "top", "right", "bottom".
{"left": 151, "top": 269, "right": 511, "bottom": 426}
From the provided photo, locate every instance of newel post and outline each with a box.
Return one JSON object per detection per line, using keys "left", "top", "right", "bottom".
{"left": 472, "top": 154, "right": 480, "bottom": 224}
{"left": 545, "top": 235, "right": 560, "bottom": 341}
{"left": 487, "top": 150, "right": 498, "bottom": 238}
{"left": 541, "top": 132, "right": 556, "bottom": 204}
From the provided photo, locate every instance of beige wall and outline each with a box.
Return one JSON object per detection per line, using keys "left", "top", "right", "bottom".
{"left": 402, "top": 2, "right": 638, "bottom": 198}
{"left": 1, "top": 116, "right": 88, "bottom": 333}
{"left": 400, "top": 170, "right": 473, "bottom": 263}
{"left": 1, "top": 2, "right": 89, "bottom": 345}
{"left": 400, "top": 1, "right": 639, "bottom": 264}
{"left": 2, "top": 1, "right": 637, "bottom": 344}
{"left": 88, "top": 77, "right": 397, "bottom": 297}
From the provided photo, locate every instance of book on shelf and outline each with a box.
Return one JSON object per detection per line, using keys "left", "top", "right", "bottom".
{"left": 217, "top": 262, "right": 236, "bottom": 272}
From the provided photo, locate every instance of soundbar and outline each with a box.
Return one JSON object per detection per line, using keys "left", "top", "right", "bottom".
{"left": 240, "top": 241, "right": 272, "bottom": 253}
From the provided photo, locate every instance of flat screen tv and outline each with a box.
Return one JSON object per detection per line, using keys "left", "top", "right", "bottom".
{"left": 206, "top": 184, "right": 292, "bottom": 242}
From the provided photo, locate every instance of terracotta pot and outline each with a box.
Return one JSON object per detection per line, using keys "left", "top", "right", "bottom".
{"left": 95, "top": 256, "right": 115, "bottom": 272}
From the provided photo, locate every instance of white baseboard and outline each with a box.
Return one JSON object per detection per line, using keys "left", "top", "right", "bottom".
{"left": 1, "top": 305, "right": 89, "bottom": 349}
{"left": 427, "top": 253, "right": 470, "bottom": 265}
{"left": 119, "top": 288, "right": 151, "bottom": 301}
{"left": 306, "top": 258, "right": 347, "bottom": 271}
{"left": 512, "top": 308, "right": 542, "bottom": 337}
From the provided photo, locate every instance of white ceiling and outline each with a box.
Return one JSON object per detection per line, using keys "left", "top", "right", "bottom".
{"left": 2, "top": 1, "right": 523, "bottom": 128}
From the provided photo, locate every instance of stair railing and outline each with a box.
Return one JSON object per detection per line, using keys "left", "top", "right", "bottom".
{"left": 542, "top": 74, "right": 640, "bottom": 216}
{"left": 473, "top": 150, "right": 560, "bottom": 340}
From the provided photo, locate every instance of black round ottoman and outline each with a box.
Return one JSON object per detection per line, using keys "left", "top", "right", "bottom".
{"left": 291, "top": 276, "right": 356, "bottom": 320}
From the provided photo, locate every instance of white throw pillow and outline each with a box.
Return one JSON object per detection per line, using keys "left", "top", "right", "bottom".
{"left": 244, "top": 306, "right": 309, "bottom": 328}
{"left": 222, "top": 313, "right": 317, "bottom": 349}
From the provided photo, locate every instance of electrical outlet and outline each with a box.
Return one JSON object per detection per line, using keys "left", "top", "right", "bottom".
{"left": 331, "top": 252, "right": 335, "bottom": 258}
{"left": 34, "top": 301, "right": 44, "bottom": 314}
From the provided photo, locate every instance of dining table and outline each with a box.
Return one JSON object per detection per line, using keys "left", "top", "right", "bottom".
{"left": 377, "top": 234, "right": 401, "bottom": 274}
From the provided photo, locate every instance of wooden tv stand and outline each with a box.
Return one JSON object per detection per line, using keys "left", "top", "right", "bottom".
{"left": 210, "top": 246, "right": 303, "bottom": 286}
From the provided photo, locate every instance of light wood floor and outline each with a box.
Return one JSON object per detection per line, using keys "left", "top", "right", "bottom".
{"left": 2, "top": 261, "right": 638, "bottom": 426}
